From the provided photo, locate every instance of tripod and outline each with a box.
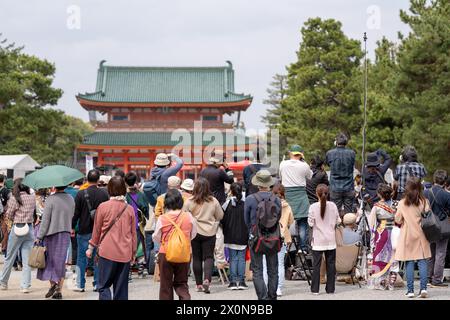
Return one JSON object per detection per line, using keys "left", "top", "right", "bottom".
{"left": 355, "top": 195, "right": 372, "bottom": 282}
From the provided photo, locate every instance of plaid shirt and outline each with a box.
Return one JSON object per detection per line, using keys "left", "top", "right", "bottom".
{"left": 6, "top": 192, "right": 36, "bottom": 224}
{"left": 394, "top": 162, "right": 427, "bottom": 193}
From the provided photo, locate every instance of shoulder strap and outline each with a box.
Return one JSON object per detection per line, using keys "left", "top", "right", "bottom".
{"left": 375, "top": 169, "right": 387, "bottom": 184}
{"left": 98, "top": 204, "right": 129, "bottom": 247}
{"left": 127, "top": 193, "right": 140, "bottom": 209}
{"left": 430, "top": 188, "right": 448, "bottom": 217}
{"left": 162, "top": 212, "right": 185, "bottom": 243}
{"left": 253, "top": 192, "right": 262, "bottom": 203}
{"left": 84, "top": 190, "right": 93, "bottom": 212}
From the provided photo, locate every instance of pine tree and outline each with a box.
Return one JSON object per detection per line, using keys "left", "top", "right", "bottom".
{"left": 280, "top": 18, "right": 364, "bottom": 158}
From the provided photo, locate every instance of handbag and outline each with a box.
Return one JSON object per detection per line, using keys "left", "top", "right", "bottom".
{"left": 29, "top": 244, "right": 46, "bottom": 269}
{"left": 13, "top": 223, "right": 30, "bottom": 237}
{"left": 420, "top": 202, "right": 441, "bottom": 243}
{"left": 429, "top": 189, "right": 450, "bottom": 240}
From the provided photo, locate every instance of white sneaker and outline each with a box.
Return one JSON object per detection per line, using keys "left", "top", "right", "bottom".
{"left": 0, "top": 283, "right": 7, "bottom": 290}
{"left": 312, "top": 292, "right": 319, "bottom": 295}
{"left": 405, "top": 292, "right": 415, "bottom": 298}
{"left": 419, "top": 290, "right": 428, "bottom": 298}
{"left": 72, "top": 286, "right": 85, "bottom": 292}
{"left": 21, "top": 288, "right": 31, "bottom": 294}
{"left": 276, "top": 289, "right": 282, "bottom": 297}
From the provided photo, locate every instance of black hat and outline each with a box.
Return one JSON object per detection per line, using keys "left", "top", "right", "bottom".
{"left": 366, "top": 152, "right": 380, "bottom": 167}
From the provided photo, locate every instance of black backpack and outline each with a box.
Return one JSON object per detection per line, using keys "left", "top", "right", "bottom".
{"left": 249, "top": 193, "right": 281, "bottom": 254}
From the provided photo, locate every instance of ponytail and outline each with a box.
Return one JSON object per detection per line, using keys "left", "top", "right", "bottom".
{"left": 316, "top": 184, "right": 329, "bottom": 220}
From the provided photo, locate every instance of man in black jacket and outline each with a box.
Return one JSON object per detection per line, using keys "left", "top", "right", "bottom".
{"left": 72, "top": 169, "right": 109, "bottom": 292}
{"left": 306, "top": 155, "right": 329, "bottom": 204}
{"left": 425, "top": 170, "right": 450, "bottom": 288}
{"left": 362, "top": 149, "right": 392, "bottom": 205}
{"left": 199, "top": 152, "right": 234, "bottom": 205}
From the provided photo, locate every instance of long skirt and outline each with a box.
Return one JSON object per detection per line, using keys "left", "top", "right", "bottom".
{"left": 37, "top": 232, "right": 71, "bottom": 282}
{"left": 368, "top": 228, "right": 399, "bottom": 289}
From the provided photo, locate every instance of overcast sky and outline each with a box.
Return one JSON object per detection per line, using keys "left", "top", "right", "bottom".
{"left": 1, "top": 0, "right": 410, "bottom": 131}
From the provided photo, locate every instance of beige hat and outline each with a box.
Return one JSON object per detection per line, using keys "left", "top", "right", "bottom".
{"left": 168, "top": 176, "right": 181, "bottom": 188}
{"left": 99, "top": 175, "right": 111, "bottom": 185}
{"left": 154, "top": 153, "right": 170, "bottom": 166}
{"left": 251, "top": 169, "right": 275, "bottom": 188}
{"left": 181, "top": 178, "right": 194, "bottom": 191}
{"left": 343, "top": 213, "right": 357, "bottom": 225}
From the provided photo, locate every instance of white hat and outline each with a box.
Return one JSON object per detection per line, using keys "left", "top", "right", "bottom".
{"left": 168, "top": 176, "right": 181, "bottom": 188}
{"left": 343, "top": 213, "right": 357, "bottom": 225}
{"left": 154, "top": 153, "right": 170, "bottom": 166}
{"left": 181, "top": 179, "right": 194, "bottom": 191}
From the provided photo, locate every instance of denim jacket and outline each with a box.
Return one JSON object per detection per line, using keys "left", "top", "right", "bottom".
{"left": 325, "top": 146, "right": 355, "bottom": 193}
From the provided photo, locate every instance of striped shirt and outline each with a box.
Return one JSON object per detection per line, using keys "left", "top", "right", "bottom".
{"left": 6, "top": 192, "right": 36, "bottom": 224}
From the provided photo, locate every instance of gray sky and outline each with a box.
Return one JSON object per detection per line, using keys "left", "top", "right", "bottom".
{"left": 1, "top": 0, "right": 410, "bottom": 131}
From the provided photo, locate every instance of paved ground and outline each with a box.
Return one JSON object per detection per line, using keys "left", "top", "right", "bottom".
{"left": 0, "top": 259, "right": 449, "bottom": 300}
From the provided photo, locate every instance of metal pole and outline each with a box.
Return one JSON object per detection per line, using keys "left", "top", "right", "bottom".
{"left": 361, "top": 32, "right": 368, "bottom": 187}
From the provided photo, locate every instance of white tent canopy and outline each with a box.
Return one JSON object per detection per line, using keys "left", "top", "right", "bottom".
{"left": 0, "top": 154, "right": 40, "bottom": 179}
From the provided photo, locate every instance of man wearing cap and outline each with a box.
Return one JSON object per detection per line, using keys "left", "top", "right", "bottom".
{"left": 244, "top": 170, "right": 281, "bottom": 300}
{"left": 362, "top": 149, "right": 392, "bottom": 204}
{"left": 199, "top": 151, "right": 234, "bottom": 205}
{"left": 279, "top": 145, "right": 313, "bottom": 252}
{"left": 150, "top": 153, "right": 184, "bottom": 195}
{"left": 342, "top": 213, "right": 361, "bottom": 245}
{"left": 325, "top": 133, "right": 356, "bottom": 214}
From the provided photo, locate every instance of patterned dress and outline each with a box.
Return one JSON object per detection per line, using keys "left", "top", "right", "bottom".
{"left": 367, "top": 200, "right": 399, "bottom": 290}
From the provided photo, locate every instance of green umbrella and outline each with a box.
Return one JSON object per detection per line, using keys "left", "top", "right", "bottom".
{"left": 23, "top": 165, "right": 84, "bottom": 190}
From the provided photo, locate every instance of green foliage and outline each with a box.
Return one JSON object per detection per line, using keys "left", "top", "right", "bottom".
{"left": 0, "top": 36, "right": 62, "bottom": 108}
{"left": 278, "top": 18, "right": 363, "bottom": 159}
{"left": 0, "top": 104, "right": 93, "bottom": 165}
{"left": 395, "top": 0, "right": 450, "bottom": 173}
{"left": 265, "top": 2, "right": 450, "bottom": 175}
{"left": 0, "top": 35, "right": 92, "bottom": 165}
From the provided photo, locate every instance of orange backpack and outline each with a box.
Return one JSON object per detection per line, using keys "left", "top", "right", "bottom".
{"left": 163, "top": 213, "right": 191, "bottom": 263}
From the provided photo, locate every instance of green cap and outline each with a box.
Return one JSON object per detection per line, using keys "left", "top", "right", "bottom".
{"left": 289, "top": 145, "right": 304, "bottom": 155}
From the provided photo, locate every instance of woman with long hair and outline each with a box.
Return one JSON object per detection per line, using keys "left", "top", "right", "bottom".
{"left": 394, "top": 177, "right": 431, "bottom": 298}
{"left": 183, "top": 177, "right": 223, "bottom": 293}
{"left": 308, "top": 184, "right": 341, "bottom": 295}
{"left": 36, "top": 186, "right": 75, "bottom": 299}
{"left": 222, "top": 182, "right": 248, "bottom": 290}
{"left": 367, "top": 184, "right": 400, "bottom": 290}
{"left": 0, "top": 178, "right": 36, "bottom": 293}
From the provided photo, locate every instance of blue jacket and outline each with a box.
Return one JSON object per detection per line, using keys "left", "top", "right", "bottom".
{"left": 149, "top": 155, "right": 183, "bottom": 194}
{"left": 325, "top": 146, "right": 355, "bottom": 193}
{"left": 425, "top": 185, "right": 450, "bottom": 221}
{"left": 244, "top": 191, "right": 281, "bottom": 233}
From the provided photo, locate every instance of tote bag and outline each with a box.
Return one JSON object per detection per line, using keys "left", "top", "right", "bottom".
{"left": 28, "top": 245, "right": 46, "bottom": 269}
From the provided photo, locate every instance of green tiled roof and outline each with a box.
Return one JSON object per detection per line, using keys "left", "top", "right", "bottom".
{"left": 77, "top": 60, "right": 252, "bottom": 104}
{"left": 82, "top": 132, "right": 250, "bottom": 146}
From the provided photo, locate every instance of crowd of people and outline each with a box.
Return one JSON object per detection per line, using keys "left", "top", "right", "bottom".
{"left": 0, "top": 132, "right": 449, "bottom": 300}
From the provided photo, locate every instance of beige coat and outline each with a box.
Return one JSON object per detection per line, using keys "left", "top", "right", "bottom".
{"left": 394, "top": 199, "right": 431, "bottom": 261}
{"left": 280, "top": 199, "right": 295, "bottom": 244}
{"left": 183, "top": 197, "right": 224, "bottom": 237}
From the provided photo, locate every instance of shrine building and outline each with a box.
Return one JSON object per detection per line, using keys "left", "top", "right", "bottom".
{"left": 76, "top": 60, "right": 253, "bottom": 179}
